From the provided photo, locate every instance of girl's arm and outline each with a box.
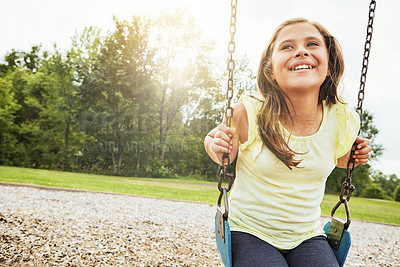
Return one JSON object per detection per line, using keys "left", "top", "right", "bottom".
{"left": 204, "top": 102, "right": 248, "bottom": 166}
{"left": 336, "top": 136, "right": 371, "bottom": 168}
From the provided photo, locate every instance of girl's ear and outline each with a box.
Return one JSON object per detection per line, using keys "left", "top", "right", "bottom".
{"left": 327, "top": 68, "right": 331, "bottom": 76}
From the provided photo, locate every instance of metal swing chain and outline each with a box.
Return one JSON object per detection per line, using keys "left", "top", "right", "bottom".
{"left": 356, "top": 0, "right": 377, "bottom": 119}
{"left": 225, "top": 0, "right": 237, "bottom": 131}
{"left": 331, "top": 0, "right": 376, "bottom": 229}
{"left": 217, "top": 0, "right": 237, "bottom": 219}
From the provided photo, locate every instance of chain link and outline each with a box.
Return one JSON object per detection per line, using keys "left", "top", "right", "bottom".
{"left": 333, "top": 1, "right": 376, "bottom": 228}
{"left": 218, "top": 0, "right": 237, "bottom": 204}
{"left": 225, "top": 0, "right": 237, "bottom": 129}
{"left": 347, "top": 0, "right": 376, "bottom": 187}
{"left": 222, "top": 0, "right": 237, "bottom": 169}
{"left": 356, "top": 0, "right": 376, "bottom": 118}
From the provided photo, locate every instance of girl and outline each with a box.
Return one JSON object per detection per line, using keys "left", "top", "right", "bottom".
{"left": 204, "top": 18, "right": 371, "bottom": 267}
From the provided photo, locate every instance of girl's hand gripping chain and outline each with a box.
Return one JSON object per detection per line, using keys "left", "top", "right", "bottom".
{"left": 337, "top": 136, "right": 372, "bottom": 168}
{"left": 205, "top": 123, "right": 239, "bottom": 166}
{"left": 353, "top": 136, "right": 371, "bottom": 166}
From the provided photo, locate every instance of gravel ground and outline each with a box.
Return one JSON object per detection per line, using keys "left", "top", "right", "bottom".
{"left": 0, "top": 183, "right": 399, "bottom": 267}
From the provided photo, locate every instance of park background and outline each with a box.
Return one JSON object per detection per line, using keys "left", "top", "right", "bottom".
{"left": 1, "top": 0, "right": 400, "bottom": 201}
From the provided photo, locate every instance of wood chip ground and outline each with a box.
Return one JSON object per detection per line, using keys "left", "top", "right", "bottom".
{"left": 0, "top": 184, "right": 399, "bottom": 266}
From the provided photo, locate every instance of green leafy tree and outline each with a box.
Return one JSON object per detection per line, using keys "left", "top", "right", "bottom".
{"left": 14, "top": 63, "right": 72, "bottom": 168}
{"left": 182, "top": 54, "right": 258, "bottom": 178}
{"left": 0, "top": 77, "right": 20, "bottom": 164}
{"left": 394, "top": 185, "right": 400, "bottom": 202}
{"left": 233, "top": 55, "right": 258, "bottom": 101}
{"left": 72, "top": 16, "right": 156, "bottom": 174}
{"left": 70, "top": 26, "right": 104, "bottom": 106}
{"left": 0, "top": 45, "right": 86, "bottom": 169}
{"left": 23, "top": 45, "right": 42, "bottom": 73}
{"left": 69, "top": 26, "right": 105, "bottom": 170}
{"left": 3, "top": 66, "right": 42, "bottom": 167}
{"left": 153, "top": 10, "right": 205, "bottom": 163}
{"left": 4, "top": 49, "right": 23, "bottom": 70}
{"left": 360, "top": 111, "right": 383, "bottom": 159}
{"left": 102, "top": 16, "right": 155, "bottom": 174}
{"left": 37, "top": 47, "right": 87, "bottom": 169}
{"left": 371, "top": 172, "right": 399, "bottom": 199}
{"left": 361, "top": 183, "right": 385, "bottom": 199}
{"left": 3, "top": 46, "right": 42, "bottom": 73}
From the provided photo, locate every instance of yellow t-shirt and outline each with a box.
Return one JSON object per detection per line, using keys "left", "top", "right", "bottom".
{"left": 228, "top": 94, "right": 360, "bottom": 250}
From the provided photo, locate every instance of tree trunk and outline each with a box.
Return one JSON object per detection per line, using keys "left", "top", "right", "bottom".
{"left": 64, "top": 120, "right": 70, "bottom": 150}
{"left": 118, "top": 151, "right": 124, "bottom": 173}
{"left": 136, "top": 115, "right": 142, "bottom": 175}
{"left": 159, "top": 126, "right": 170, "bottom": 162}
{"left": 159, "top": 79, "right": 167, "bottom": 161}
{"left": 111, "top": 150, "right": 117, "bottom": 173}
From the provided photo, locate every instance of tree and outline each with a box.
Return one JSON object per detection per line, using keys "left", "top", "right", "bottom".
{"left": 0, "top": 77, "right": 20, "bottom": 164}
{"left": 4, "top": 65, "right": 43, "bottom": 167}
{"left": 394, "top": 185, "right": 400, "bottom": 202}
{"left": 72, "top": 16, "right": 155, "bottom": 174}
{"left": 361, "top": 183, "right": 385, "bottom": 199}
{"left": 14, "top": 59, "right": 74, "bottom": 168}
{"left": 232, "top": 55, "right": 258, "bottom": 101}
{"left": 371, "top": 171, "right": 399, "bottom": 199}
{"left": 37, "top": 47, "right": 87, "bottom": 169}
{"left": 0, "top": 45, "right": 88, "bottom": 169}
{"left": 170, "top": 42, "right": 219, "bottom": 177}
{"left": 70, "top": 26, "right": 104, "bottom": 108}
{"left": 4, "top": 46, "right": 42, "bottom": 73}
{"left": 359, "top": 111, "right": 383, "bottom": 160}
{"left": 23, "top": 45, "right": 42, "bottom": 73}
{"left": 152, "top": 10, "right": 204, "bottom": 163}
{"left": 4, "top": 49, "right": 23, "bottom": 70}
{"left": 179, "top": 54, "right": 258, "bottom": 178}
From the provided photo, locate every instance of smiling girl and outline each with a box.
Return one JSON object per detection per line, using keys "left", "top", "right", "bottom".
{"left": 204, "top": 18, "right": 371, "bottom": 266}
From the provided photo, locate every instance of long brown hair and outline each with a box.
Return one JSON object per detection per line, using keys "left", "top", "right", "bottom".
{"left": 257, "top": 18, "right": 345, "bottom": 169}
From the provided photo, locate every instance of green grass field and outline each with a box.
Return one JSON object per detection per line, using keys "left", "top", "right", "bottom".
{"left": 1, "top": 165, "right": 399, "bottom": 225}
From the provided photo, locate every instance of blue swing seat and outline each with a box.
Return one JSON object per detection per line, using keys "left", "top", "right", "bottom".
{"left": 323, "top": 221, "right": 351, "bottom": 267}
{"left": 215, "top": 216, "right": 351, "bottom": 267}
{"left": 215, "top": 213, "right": 232, "bottom": 267}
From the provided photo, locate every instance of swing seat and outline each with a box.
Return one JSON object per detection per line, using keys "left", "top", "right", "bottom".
{"left": 214, "top": 217, "right": 350, "bottom": 267}
{"left": 323, "top": 221, "right": 351, "bottom": 267}
{"left": 215, "top": 213, "right": 232, "bottom": 267}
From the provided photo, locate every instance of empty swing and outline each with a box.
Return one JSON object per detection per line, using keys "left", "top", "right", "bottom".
{"left": 215, "top": 1, "right": 376, "bottom": 267}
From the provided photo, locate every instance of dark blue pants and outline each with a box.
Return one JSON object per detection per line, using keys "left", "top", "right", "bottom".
{"left": 231, "top": 231, "right": 339, "bottom": 267}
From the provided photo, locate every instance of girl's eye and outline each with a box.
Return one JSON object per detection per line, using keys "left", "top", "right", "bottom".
{"left": 307, "top": 41, "right": 319, "bottom": 47}
{"left": 281, "top": 44, "right": 293, "bottom": 50}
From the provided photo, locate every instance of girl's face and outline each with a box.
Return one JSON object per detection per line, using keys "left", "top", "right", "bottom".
{"left": 271, "top": 22, "right": 329, "bottom": 95}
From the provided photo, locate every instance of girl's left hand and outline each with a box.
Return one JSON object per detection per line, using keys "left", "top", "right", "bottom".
{"left": 353, "top": 136, "right": 372, "bottom": 166}
{"left": 336, "top": 136, "right": 372, "bottom": 168}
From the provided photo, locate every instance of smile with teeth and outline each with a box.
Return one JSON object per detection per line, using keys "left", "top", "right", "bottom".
{"left": 291, "top": 65, "right": 315, "bottom": 71}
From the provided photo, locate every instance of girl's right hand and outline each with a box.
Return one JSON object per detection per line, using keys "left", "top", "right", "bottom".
{"left": 205, "top": 123, "right": 239, "bottom": 166}
{"left": 204, "top": 101, "right": 246, "bottom": 166}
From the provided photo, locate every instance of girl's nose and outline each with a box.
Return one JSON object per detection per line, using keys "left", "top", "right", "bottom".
{"left": 295, "top": 49, "right": 309, "bottom": 57}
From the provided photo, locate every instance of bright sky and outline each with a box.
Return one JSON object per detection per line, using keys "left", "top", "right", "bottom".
{"left": 1, "top": 0, "right": 399, "bottom": 178}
